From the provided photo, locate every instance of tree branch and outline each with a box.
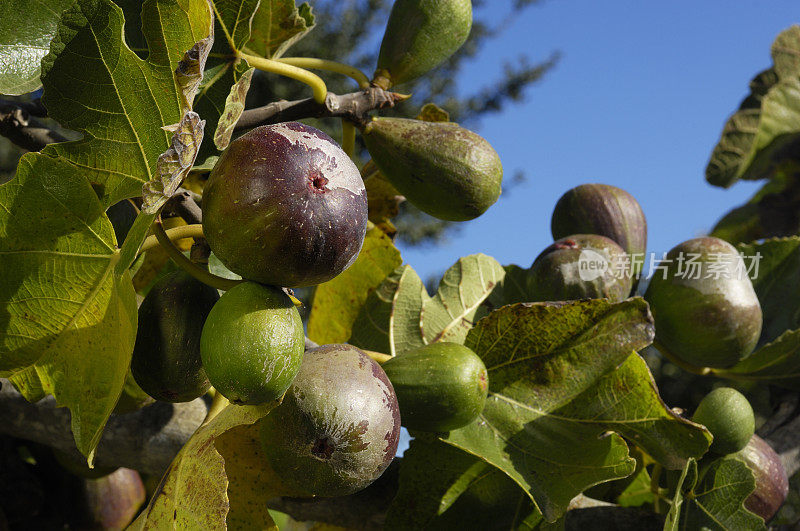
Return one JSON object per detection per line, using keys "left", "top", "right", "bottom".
{"left": 0, "top": 100, "right": 66, "bottom": 152}
{"left": 234, "top": 87, "right": 409, "bottom": 132}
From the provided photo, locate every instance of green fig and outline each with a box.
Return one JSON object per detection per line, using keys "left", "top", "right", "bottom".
{"left": 644, "top": 237, "right": 763, "bottom": 369}
{"left": 362, "top": 118, "right": 502, "bottom": 221}
{"left": 692, "top": 387, "right": 754, "bottom": 455}
{"left": 551, "top": 184, "right": 647, "bottom": 275}
{"left": 373, "top": 0, "right": 472, "bottom": 89}
{"left": 200, "top": 282, "right": 304, "bottom": 405}
{"left": 736, "top": 434, "right": 789, "bottom": 522}
{"left": 527, "top": 234, "right": 633, "bottom": 303}
{"left": 382, "top": 342, "right": 488, "bottom": 432}
{"left": 258, "top": 344, "right": 400, "bottom": 497}
{"left": 131, "top": 271, "right": 218, "bottom": 403}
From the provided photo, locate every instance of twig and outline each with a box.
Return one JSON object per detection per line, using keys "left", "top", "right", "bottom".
{"left": 0, "top": 101, "right": 67, "bottom": 152}
{"left": 235, "top": 87, "right": 409, "bottom": 132}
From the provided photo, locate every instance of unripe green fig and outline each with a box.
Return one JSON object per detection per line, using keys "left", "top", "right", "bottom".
{"left": 527, "top": 234, "right": 633, "bottom": 303}
{"left": 551, "top": 184, "right": 647, "bottom": 275}
{"left": 258, "top": 344, "right": 401, "bottom": 497}
{"left": 362, "top": 118, "right": 502, "bottom": 221}
{"left": 644, "top": 237, "right": 763, "bottom": 369}
{"left": 203, "top": 122, "right": 368, "bottom": 287}
{"left": 131, "top": 271, "right": 218, "bottom": 403}
{"left": 200, "top": 282, "right": 304, "bottom": 405}
{"left": 736, "top": 434, "right": 789, "bottom": 522}
{"left": 373, "top": 0, "right": 472, "bottom": 88}
{"left": 382, "top": 342, "right": 488, "bottom": 432}
{"left": 692, "top": 387, "right": 754, "bottom": 455}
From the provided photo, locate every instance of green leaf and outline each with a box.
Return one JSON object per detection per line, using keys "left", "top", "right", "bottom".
{"left": 386, "top": 437, "right": 542, "bottom": 530}
{"left": 137, "top": 402, "right": 281, "bottom": 529}
{"left": 416, "top": 102, "right": 451, "bottom": 122}
{"left": 486, "top": 264, "right": 534, "bottom": 307}
{"left": 440, "top": 299, "right": 657, "bottom": 521}
{"left": 0, "top": 0, "right": 75, "bottom": 94}
{"left": 307, "top": 226, "right": 402, "bottom": 345}
{"left": 348, "top": 264, "right": 427, "bottom": 354}
{"left": 246, "top": 0, "right": 315, "bottom": 59}
{"left": 421, "top": 254, "right": 505, "bottom": 345}
{"left": 676, "top": 457, "right": 764, "bottom": 530}
{"left": 40, "top": 0, "right": 213, "bottom": 208}
{"left": 0, "top": 153, "right": 137, "bottom": 461}
{"left": 717, "top": 328, "right": 800, "bottom": 390}
{"left": 349, "top": 254, "right": 504, "bottom": 356}
{"left": 771, "top": 25, "right": 800, "bottom": 79}
{"left": 616, "top": 461, "right": 655, "bottom": 508}
{"left": 737, "top": 237, "right": 800, "bottom": 345}
{"left": 213, "top": 67, "right": 254, "bottom": 150}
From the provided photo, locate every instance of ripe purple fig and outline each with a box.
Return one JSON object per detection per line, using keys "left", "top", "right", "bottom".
{"left": 202, "top": 122, "right": 368, "bottom": 287}
{"left": 551, "top": 184, "right": 647, "bottom": 275}
{"left": 258, "top": 344, "right": 401, "bottom": 497}
{"left": 644, "top": 237, "right": 763, "bottom": 369}
{"left": 527, "top": 234, "right": 633, "bottom": 303}
{"left": 736, "top": 434, "right": 789, "bottom": 522}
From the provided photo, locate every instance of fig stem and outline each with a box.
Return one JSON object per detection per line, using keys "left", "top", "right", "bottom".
{"left": 239, "top": 52, "right": 328, "bottom": 104}
{"left": 652, "top": 340, "right": 712, "bottom": 376}
{"left": 275, "top": 57, "right": 370, "bottom": 89}
{"left": 361, "top": 349, "right": 392, "bottom": 364}
{"left": 138, "top": 224, "right": 205, "bottom": 255}
{"left": 341, "top": 120, "right": 356, "bottom": 157}
{"left": 650, "top": 463, "right": 663, "bottom": 513}
{"left": 152, "top": 218, "right": 242, "bottom": 292}
{"left": 202, "top": 388, "right": 230, "bottom": 426}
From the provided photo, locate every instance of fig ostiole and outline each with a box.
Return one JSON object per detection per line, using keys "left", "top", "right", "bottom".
{"left": 200, "top": 282, "right": 305, "bottom": 405}
{"left": 362, "top": 117, "right": 502, "bottom": 221}
{"left": 644, "top": 237, "right": 763, "bottom": 369}
{"left": 258, "top": 344, "right": 401, "bottom": 497}
{"left": 735, "top": 434, "right": 789, "bottom": 523}
{"left": 527, "top": 234, "right": 633, "bottom": 303}
{"left": 382, "top": 342, "right": 488, "bottom": 432}
{"left": 692, "top": 387, "right": 754, "bottom": 455}
{"left": 131, "top": 270, "right": 218, "bottom": 403}
{"left": 551, "top": 183, "right": 647, "bottom": 275}
{"left": 202, "top": 122, "right": 368, "bottom": 288}
{"left": 373, "top": 0, "right": 472, "bottom": 89}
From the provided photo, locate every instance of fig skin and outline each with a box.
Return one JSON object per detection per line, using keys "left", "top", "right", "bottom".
{"left": 735, "top": 434, "right": 789, "bottom": 522}
{"left": 362, "top": 117, "right": 502, "bottom": 221}
{"left": 382, "top": 342, "right": 488, "bottom": 432}
{"left": 373, "top": 0, "right": 472, "bottom": 89}
{"left": 644, "top": 237, "right": 763, "bottom": 369}
{"left": 551, "top": 183, "right": 647, "bottom": 274}
{"left": 258, "top": 344, "right": 401, "bottom": 497}
{"left": 692, "top": 387, "right": 754, "bottom": 455}
{"left": 131, "top": 270, "right": 218, "bottom": 403}
{"left": 202, "top": 122, "right": 368, "bottom": 288}
{"left": 527, "top": 234, "right": 633, "bottom": 303}
{"left": 200, "top": 282, "right": 304, "bottom": 405}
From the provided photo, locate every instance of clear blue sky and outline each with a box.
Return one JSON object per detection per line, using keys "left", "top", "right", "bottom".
{"left": 396, "top": 1, "right": 798, "bottom": 283}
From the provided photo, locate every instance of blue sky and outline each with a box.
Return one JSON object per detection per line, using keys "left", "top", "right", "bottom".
{"left": 396, "top": 2, "right": 798, "bottom": 283}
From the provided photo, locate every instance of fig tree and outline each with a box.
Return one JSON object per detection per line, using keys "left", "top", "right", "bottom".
{"left": 644, "top": 237, "right": 763, "bottom": 369}
{"left": 202, "top": 122, "right": 368, "bottom": 287}
{"left": 692, "top": 387, "right": 754, "bottom": 455}
{"left": 382, "top": 342, "right": 488, "bottom": 432}
{"left": 551, "top": 183, "right": 647, "bottom": 274}
{"left": 200, "top": 282, "right": 304, "bottom": 405}
{"left": 373, "top": 0, "right": 472, "bottom": 89}
{"left": 131, "top": 270, "right": 218, "bottom": 403}
{"left": 258, "top": 344, "right": 401, "bottom": 497}
{"left": 736, "top": 434, "right": 789, "bottom": 522}
{"left": 362, "top": 117, "right": 502, "bottom": 221}
{"left": 527, "top": 234, "right": 633, "bottom": 302}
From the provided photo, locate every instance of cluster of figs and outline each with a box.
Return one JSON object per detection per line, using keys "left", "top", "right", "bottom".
{"left": 528, "top": 183, "right": 788, "bottom": 522}
{"left": 130, "top": 0, "right": 495, "bottom": 498}
{"left": 125, "top": 0, "right": 789, "bottom": 517}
